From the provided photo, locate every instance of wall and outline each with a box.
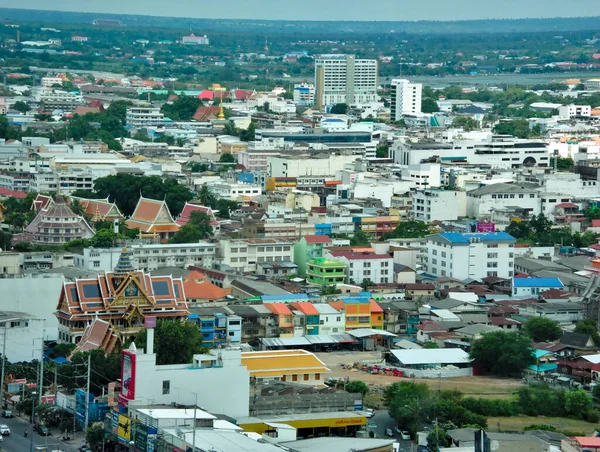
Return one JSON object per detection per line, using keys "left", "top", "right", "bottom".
{"left": 1, "top": 318, "right": 45, "bottom": 362}
{"left": 132, "top": 349, "right": 250, "bottom": 418}
{"left": 393, "top": 367, "right": 472, "bottom": 378}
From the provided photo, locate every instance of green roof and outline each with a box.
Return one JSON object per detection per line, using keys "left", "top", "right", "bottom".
{"left": 310, "top": 258, "right": 345, "bottom": 267}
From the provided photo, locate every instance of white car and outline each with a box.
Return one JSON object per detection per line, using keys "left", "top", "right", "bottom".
{"left": 0, "top": 424, "right": 9, "bottom": 436}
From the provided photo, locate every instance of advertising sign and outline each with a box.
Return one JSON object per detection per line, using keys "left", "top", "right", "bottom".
{"left": 117, "top": 415, "right": 131, "bottom": 441}
{"left": 144, "top": 316, "right": 157, "bottom": 328}
{"left": 121, "top": 350, "right": 136, "bottom": 400}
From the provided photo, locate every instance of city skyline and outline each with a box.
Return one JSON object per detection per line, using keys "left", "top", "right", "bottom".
{"left": 3, "top": 0, "right": 600, "bottom": 22}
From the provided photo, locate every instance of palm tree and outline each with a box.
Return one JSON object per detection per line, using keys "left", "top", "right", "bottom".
{"left": 198, "top": 185, "right": 215, "bottom": 208}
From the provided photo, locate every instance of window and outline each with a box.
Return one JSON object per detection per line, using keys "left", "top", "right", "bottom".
{"left": 304, "top": 374, "right": 309, "bottom": 381}
{"left": 487, "top": 253, "right": 498, "bottom": 258}
{"left": 292, "top": 374, "right": 298, "bottom": 382}
{"left": 315, "top": 373, "right": 321, "bottom": 380}
{"left": 162, "top": 380, "right": 170, "bottom": 395}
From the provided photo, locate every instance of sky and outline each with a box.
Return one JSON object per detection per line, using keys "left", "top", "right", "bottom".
{"left": 4, "top": 0, "right": 600, "bottom": 21}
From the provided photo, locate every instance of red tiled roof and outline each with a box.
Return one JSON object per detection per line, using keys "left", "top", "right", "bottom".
{"left": 539, "top": 288, "right": 574, "bottom": 299}
{"left": 183, "top": 279, "right": 230, "bottom": 300}
{"left": 264, "top": 303, "right": 293, "bottom": 316}
{"left": 233, "top": 89, "right": 254, "bottom": 100}
{"left": 193, "top": 106, "right": 220, "bottom": 121}
{"left": 369, "top": 299, "right": 384, "bottom": 313}
{"left": 73, "top": 106, "right": 101, "bottom": 116}
{"left": 304, "top": 235, "right": 332, "bottom": 244}
{"left": 0, "top": 187, "right": 26, "bottom": 199}
{"left": 289, "top": 302, "right": 320, "bottom": 316}
{"left": 176, "top": 202, "right": 216, "bottom": 226}
{"left": 417, "top": 320, "right": 448, "bottom": 332}
{"left": 555, "top": 202, "right": 578, "bottom": 209}
{"left": 184, "top": 270, "right": 206, "bottom": 281}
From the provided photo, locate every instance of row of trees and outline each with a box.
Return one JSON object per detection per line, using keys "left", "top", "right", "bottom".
{"left": 505, "top": 214, "right": 599, "bottom": 248}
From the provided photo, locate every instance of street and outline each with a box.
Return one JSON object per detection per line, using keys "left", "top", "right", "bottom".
{"left": 368, "top": 409, "right": 414, "bottom": 451}
{"left": 0, "top": 415, "right": 80, "bottom": 452}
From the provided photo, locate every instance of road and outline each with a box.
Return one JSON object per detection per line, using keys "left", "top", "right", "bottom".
{"left": 367, "top": 409, "right": 414, "bottom": 451}
{"left": 0, "top": 415, "right": 80, "bottom": 452}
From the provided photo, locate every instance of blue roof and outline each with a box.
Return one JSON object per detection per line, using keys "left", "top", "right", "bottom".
{"left": 261, "top": 294, "right": 309, "bottom": 302}
{"left": 513, "top": 277, "right": 564, "bottom": 288}
{"left": 340, "top": 296, "right": 371, "bottom": 304}
{"left": 437, "top": 232, "right": 516, "bottom": 244}
{"left": 52, "top": 357, "right": 68, "bottom": 365}
{"left": 527, "top": 363, "right": 557, "bottom": 373}
{"left": 532, "top": 349, "right": 551, "bottom": 359}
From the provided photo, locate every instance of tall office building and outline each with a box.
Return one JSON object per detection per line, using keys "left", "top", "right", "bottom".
{"left": 390, "top": 78, "right": 423, "bottom": 120}
{"left": 314, "top": 54, "right": 378, "bottom": 110}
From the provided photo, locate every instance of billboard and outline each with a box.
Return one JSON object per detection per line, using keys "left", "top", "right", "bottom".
{"left": 117, "top": 415, "right": 131, "bottom": 441}
{"left": 121, "top": 350, "right": 136, "bottom": 400}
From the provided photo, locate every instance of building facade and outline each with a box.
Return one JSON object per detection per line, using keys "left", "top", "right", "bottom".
{"left": 390, "top": 78, "right": 422, "bottom": 120}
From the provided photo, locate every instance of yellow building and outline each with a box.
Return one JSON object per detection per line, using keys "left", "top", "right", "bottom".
{"left": 241, "top": 350, "right": 330, "bottom": 386}
{"left": 265, "top": 177, "right": 297, "bottom": 192}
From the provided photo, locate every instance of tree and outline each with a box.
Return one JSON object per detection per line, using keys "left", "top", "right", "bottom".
{"left": 49, "top": 343, "right": 75, "bottom": 359}
{"left": 330, "top": 103, "right": 348, "bottom": 114}
{"left": 239, "top": 121, "right": 256, "bottom": 142}
{"left": 549, "top": 157, "right": 574, "bottom": 171}
{"left": 320, "top": 285, "right": 341, "bottom": 296}
{"left": 169, "top": 211, "right": 213, "bottom": 243}
{"left": 381, "top": 221, "right": 429, "bottom": 240}
{"left": 160, "top": 96, "right": 202, "bottom": 121}
{"left": 493, "top": 119, "right": 532, "bottom": 139}
{"left": 387, "top": 382, "right": 430, "bottom": 433}
{"left": 376, "top": 144, "right": 389, "bottom": 158}
{"left": 90, "top": 229, "right": 116, "bottom": 248}
{"left": 350, "top": 230, "right": 371, "bottom": 246}
{"left": 452, "top": 115, "right": 479, "bottom": 131}
{"left": 345, "top": 381, "right": 369, "bottom": 397}
{"left": 421, "top": 98, "right": 440, "bottom": 114}
{"left": 361, "top": 279, "right": 375, "bottom": 291}
{"left": 505, "top": 221, "right": 531, "bottom": 240}
{"left": 132, "top": 319, "right": 207, "bottom": 365}
{"left": 524, "top": 317, "right": 563, "bottom": 342}
{"left": 565, "top": 389, "right": 593, "bottom": 418}
{"left": 197, "top": 185, "right": 215, "bottom": 208}
{"left": 574, "top": 320, "right": 600, "bottom": 345}
{"left": 223, "top": 121, "right": 238, "bottom": 137}
{"left": 427, "top": 427, "right": 451, "bottom": 450}
{"left": 86, "top": 423, "right": 105, "bottom": 451}
{"left": 470, "top": 331, "right": 535, "bottom": 376}
{"left": 219, "top": 153, "right": 235, "bottom": 163}
{"left": 424, "top": 341, "right": 439, "bottom": 349}
{"left": 13, "top": 101, "right": 30, "bottom": 113}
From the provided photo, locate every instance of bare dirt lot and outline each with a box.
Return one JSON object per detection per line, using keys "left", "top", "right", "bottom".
{"left": 317, "top": 351, "right": 524, "bottom": 401}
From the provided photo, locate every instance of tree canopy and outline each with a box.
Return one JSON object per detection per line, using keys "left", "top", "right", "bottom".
{"left": 160, "top": 96, "right": 203, "bottom": 121}
{"left": 381, "top": 221, "right": 429, "bottom": 240}
{"left": 524, "top": 317, "right": 563, "bottom": 342}
{"left": 470, "top": 331, "right": 535, "bottom": 376}
{"left": 169, "top": 211, "right": 213, "bottom": 243}
{"left": 131, "top": 319, "right": 208, "bottom": 365}
{"left": 330, "top": 103, "right": 348, "bottom": 114}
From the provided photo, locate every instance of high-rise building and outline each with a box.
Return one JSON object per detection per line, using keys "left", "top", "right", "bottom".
{"left": 314, "top": 54, "right": 378, "bottom": 110}
{"left": 390, "top": 78, "right": 423, "bottom": 120}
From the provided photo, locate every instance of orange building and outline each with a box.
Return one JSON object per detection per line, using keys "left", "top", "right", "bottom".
{"left": 125, "top": 196, "right": 180, "bottom": 242}
{"left": 264, "top": 303, "right": 294, "bottom": 337}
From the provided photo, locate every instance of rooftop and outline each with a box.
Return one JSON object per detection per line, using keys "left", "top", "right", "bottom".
{"left": 513, "top": 277, "right": 564, "bottom": 288}
{"left": 431, "top": 232, "right": 516, "bottom": 245}
{"left": 390, "top": 348, "right": 472, "bottom": 365}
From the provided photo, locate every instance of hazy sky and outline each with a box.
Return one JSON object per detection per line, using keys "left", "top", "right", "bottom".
{"left": 4, "top": 0, "right": 600, "bottom": 21}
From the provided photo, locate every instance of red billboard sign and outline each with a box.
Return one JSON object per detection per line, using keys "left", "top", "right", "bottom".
{"left": 120, "top": 350, "right": 136, "bottom": 400}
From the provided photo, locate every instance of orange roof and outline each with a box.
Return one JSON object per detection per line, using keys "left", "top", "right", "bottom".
{"left": 183, "top": 279, "right": 230, "bottom": 300}
{"left": 328, "top": 300, "right": 345, "bottom": 311}
{"left": 184, "top": 270, "right": 207, "bottom": 281}
{"left": 149, "top": 224, "right": 180, "bottom": 233}
{"left": 369, "top": 299, "right": 383, "bottom": 313}
{"left": 264, "top": 303, "right": 293, "bottom": 316}
{"left": 324, "top": 180, "right": 342, "bottom": 186}
{"left": 289, "top": 302, "right": 320, "bottom": 316}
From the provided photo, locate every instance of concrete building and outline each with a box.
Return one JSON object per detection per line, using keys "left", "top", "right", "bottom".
{"left": 413, "top": 189, "right": 467, "bottom": 222}
{"left": 267, "top": 153, "right": 358, "bottom": 178}
{"left": 181, "top": 33, "right": 209, "bottom": 45}
{"left": 558, "top": 104, "right": 591, "bottom": 119}
{"left": 241, "top": 349, "right": 330, "bottom": 386}
{"left": 424, "top": 232, "right": 516, "bottom": 280}
{"left": 207, "top": 181, "right": 262, "bottom": 200}
{"left": 306, "top": 258, "right": 346, "bottom": 285}
{"left": 74, "top": 242, "right": 216, "bottom": 273}
{"left": 390, "top": 78, "right": 422, "bottom": 120}
{"left": 312, "top": 303, "right": 346, "bottom": 335}
{"left": 39, "top": 90, "right": 85, "bottom": 111}
{"left": 314, "top": 54, "right": 378, "bottom": 110}
{"left": 466, "top": 183, "right": 540, "bottom": 222}
{"left": 326, "top": 250, "right": 394, "bottom": 284}
{"left": 403, "top": 163, "right": 441, "bottom": 189}
{"left": 126, "top": 106, "right": 165, "bottom": 128}
{"left": 217, "top": 239, "right": 294, "bottom": 273}
{"left": 119, "top": 341, "right": 249, "bottom": 418}
{"left": 293, "top": 83, "right": 315, "bottom": 105}
{"left": 0, "top": 312, "right": 45, "bottom": 363}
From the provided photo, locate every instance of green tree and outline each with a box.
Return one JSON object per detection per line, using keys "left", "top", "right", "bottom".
{"left": 197, "top": 185, "right": 216, "bottom": 208}
{"left": 493, "top": 119, "right": 532, "bottom": 139}
{"left": 219, "top": 153, "right": 236, "bottom": 163}
{"left": 565, "top": 389, "right": 593, "bottom": 418}
{"left": 421, "top": 98, "right": 439, "bottom": 114}
{"left": 381, "top": 221, "right": 430, "bottom": 240}
{"left": 424, "top": 341, "right": 439, "bottom": 349}
{"left": 86, "top": 423, "right": 105, "bottom": 451}
{"left": 49, "top": 343, "right": 75, "bottom": 359}
{"left": 470, "top": 331, "right": 535, "bottom": 376}
{"left": 90, "top": 229, "right": 116, "bottom": 248}
{"left": 132, "top": 319, "right": 207, "bottom": 365}
{"left": 160, "top": 96, "right": 203, "bottom": 121}
{"left": 239, "top": 121, "right": 256, "bottom": 142}
{"left": 345, "top": 380, "right": 369, "bottom": 397}
{"left": 361, "top": 279, "right": 375, "bottom": 291}
{"left": 574, "top": 320, "right": 600, "bottom": 345}
{"left": 427, "top": 427, "right": 451, "bottom": 450}
{"left": 549, "top": 157, "right": 575, "bottom": 171}
{"left": 169, "top": 211, "right": 213, "bottom": 243}
{"left": 350, "top": 230, "right": 371, "bottom": 246}
{"left": 505, "top": 221, "right": 531, "bottom": 240}
{"left": 524, "top": 317, "right": 563, "bottom": 342}
{"left": 330, "top": 103, "right": 348, "bottom": 114}
{"left": 223, "top": 121, "right": 238, "bottom": 137}
{"left": 387, "top": 382, "right": 430, "bottom": 433}
{"left": 13, "top": 101, "right": 30, "bottom": 113}
{"left": 452, "top": 115, "right": 479, "bottom": 131}
{"left": 376, "top": 144, "right": 389, "bottom": 158}
{"left": 215, "top": 199, "right": 240, "bottom": 219}
{"left": 320, "top": 285, "right": 341, "bottom": 296}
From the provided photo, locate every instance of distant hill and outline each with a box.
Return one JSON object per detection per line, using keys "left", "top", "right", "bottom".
{"left": 0, "top": 8, "right": 599, "bottom": 35}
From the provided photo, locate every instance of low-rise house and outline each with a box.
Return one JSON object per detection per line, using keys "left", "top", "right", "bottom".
{"left": 325, "top": 250, "right": 394, "bottom": 284}
{"left": 293, "top": 235, "right": 332, "bottom": 277}
{"left": 241, "top": 349, "right": 330, "bottom": 386}
{"left": 387, "top": 348, "right": 473, "bottom": 378}
{"left": 512, "top": 277, "right": 565, "bottom": 296}
{"left": 306, "top": 258, "right": 346, "bottom": 285}
{"left": 183, "top": 270, "right": 231, "bottom": 303}
{"left": 454, "top": 324, "right": 502, "bottom": 340}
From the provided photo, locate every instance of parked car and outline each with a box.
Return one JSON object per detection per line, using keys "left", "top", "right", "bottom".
{"left": 365, "top": 408, "right": 375, "bottom": 418}
{"left": 0, "top": 424, "right": 10, "bottom": 435}
{"left": 1, "top": 410, "right": 12, "bottom": 418}
{"left": 395, "top": 428, "right": 410, "bottom": 440}
{"left": 34, "top": 424, "right": 50, "bottom": 436}
{"left": 386, "top": 428, "right": 394, "bottom": 437}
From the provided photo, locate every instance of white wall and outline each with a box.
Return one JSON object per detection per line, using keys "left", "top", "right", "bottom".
{"left": 1, "top": 318, "right": 45, "bottom": 363}
{"left": 413, "top": 190, "right": 466, "bottom": 222}
{"left": 132, "top": 348, "right": 250, "bottom": 418}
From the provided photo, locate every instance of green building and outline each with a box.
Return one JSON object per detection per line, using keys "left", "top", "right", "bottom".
{"left": 293, "top": 235, "right": 332, "bottom": 277}
{"left": 306, "top": 257, "right": 346, "bottom": 285}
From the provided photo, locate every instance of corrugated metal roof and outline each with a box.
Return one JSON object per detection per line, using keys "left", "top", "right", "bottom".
{"left": 390, "top": 348, "right": 472, "bottom": 365}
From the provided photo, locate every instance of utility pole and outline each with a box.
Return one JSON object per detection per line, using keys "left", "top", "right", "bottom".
{"left": 0, "top": 325, "right": 6, "bottom": 409}
{"left": 84, "top": 353, "right": 91, "bottom": 431}
{"left": 38, "top": 339, "right": 44, "bottom": 405}
{"left": 191, "top": 392, "right": 198, "bottom": 452}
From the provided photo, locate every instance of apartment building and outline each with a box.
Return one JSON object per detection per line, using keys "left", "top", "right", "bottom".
{"left": 390, "top": 78, "right": 422, "bottom": 120}
{"left": 74, "top": 242, "right": 216, "bottom": 272}
{"left": 413, "top": 189, "right": 467, "bottom": 222}
{"left": 39, "top": 90, "right": 85, "bottom": 111}
{"left": 466, "top": 183, "right": 541, "bottom": 220}
{"left": 314, "top": 54, "right": 378, "bottom": 109}
{"left": 313, "top": 303, "right": 345, "bottom": 335}
{"left": 424, "top": 232, "right": 516, "bottom": 280}
{"left": 326, "top": 250, "right": 394, "bottom": 284}
{"left": 207, "top": 181, "right": 262, "bottom": 200}
{"left": 558, "top": 104, "right": 591, "bottom": 119}
{"left": 126, "top": 106, "right": 165, "bottom": 128}
{"left": 217, "top": 239, "right": 294, "bottom": 273}
{"left": 182, "top": 33, "right": 209, "bottom": 45}
{"left": 306, "top": 258, "right": 347, "bottom": 285}
{"left": 403, "top": 163, "right": 441, "bottom": 189}
{"left": 293, "top": 83, "right": 315, "bottom": 105}
{"left": 237, "top": 149, "right": 282, "bottom": 172}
